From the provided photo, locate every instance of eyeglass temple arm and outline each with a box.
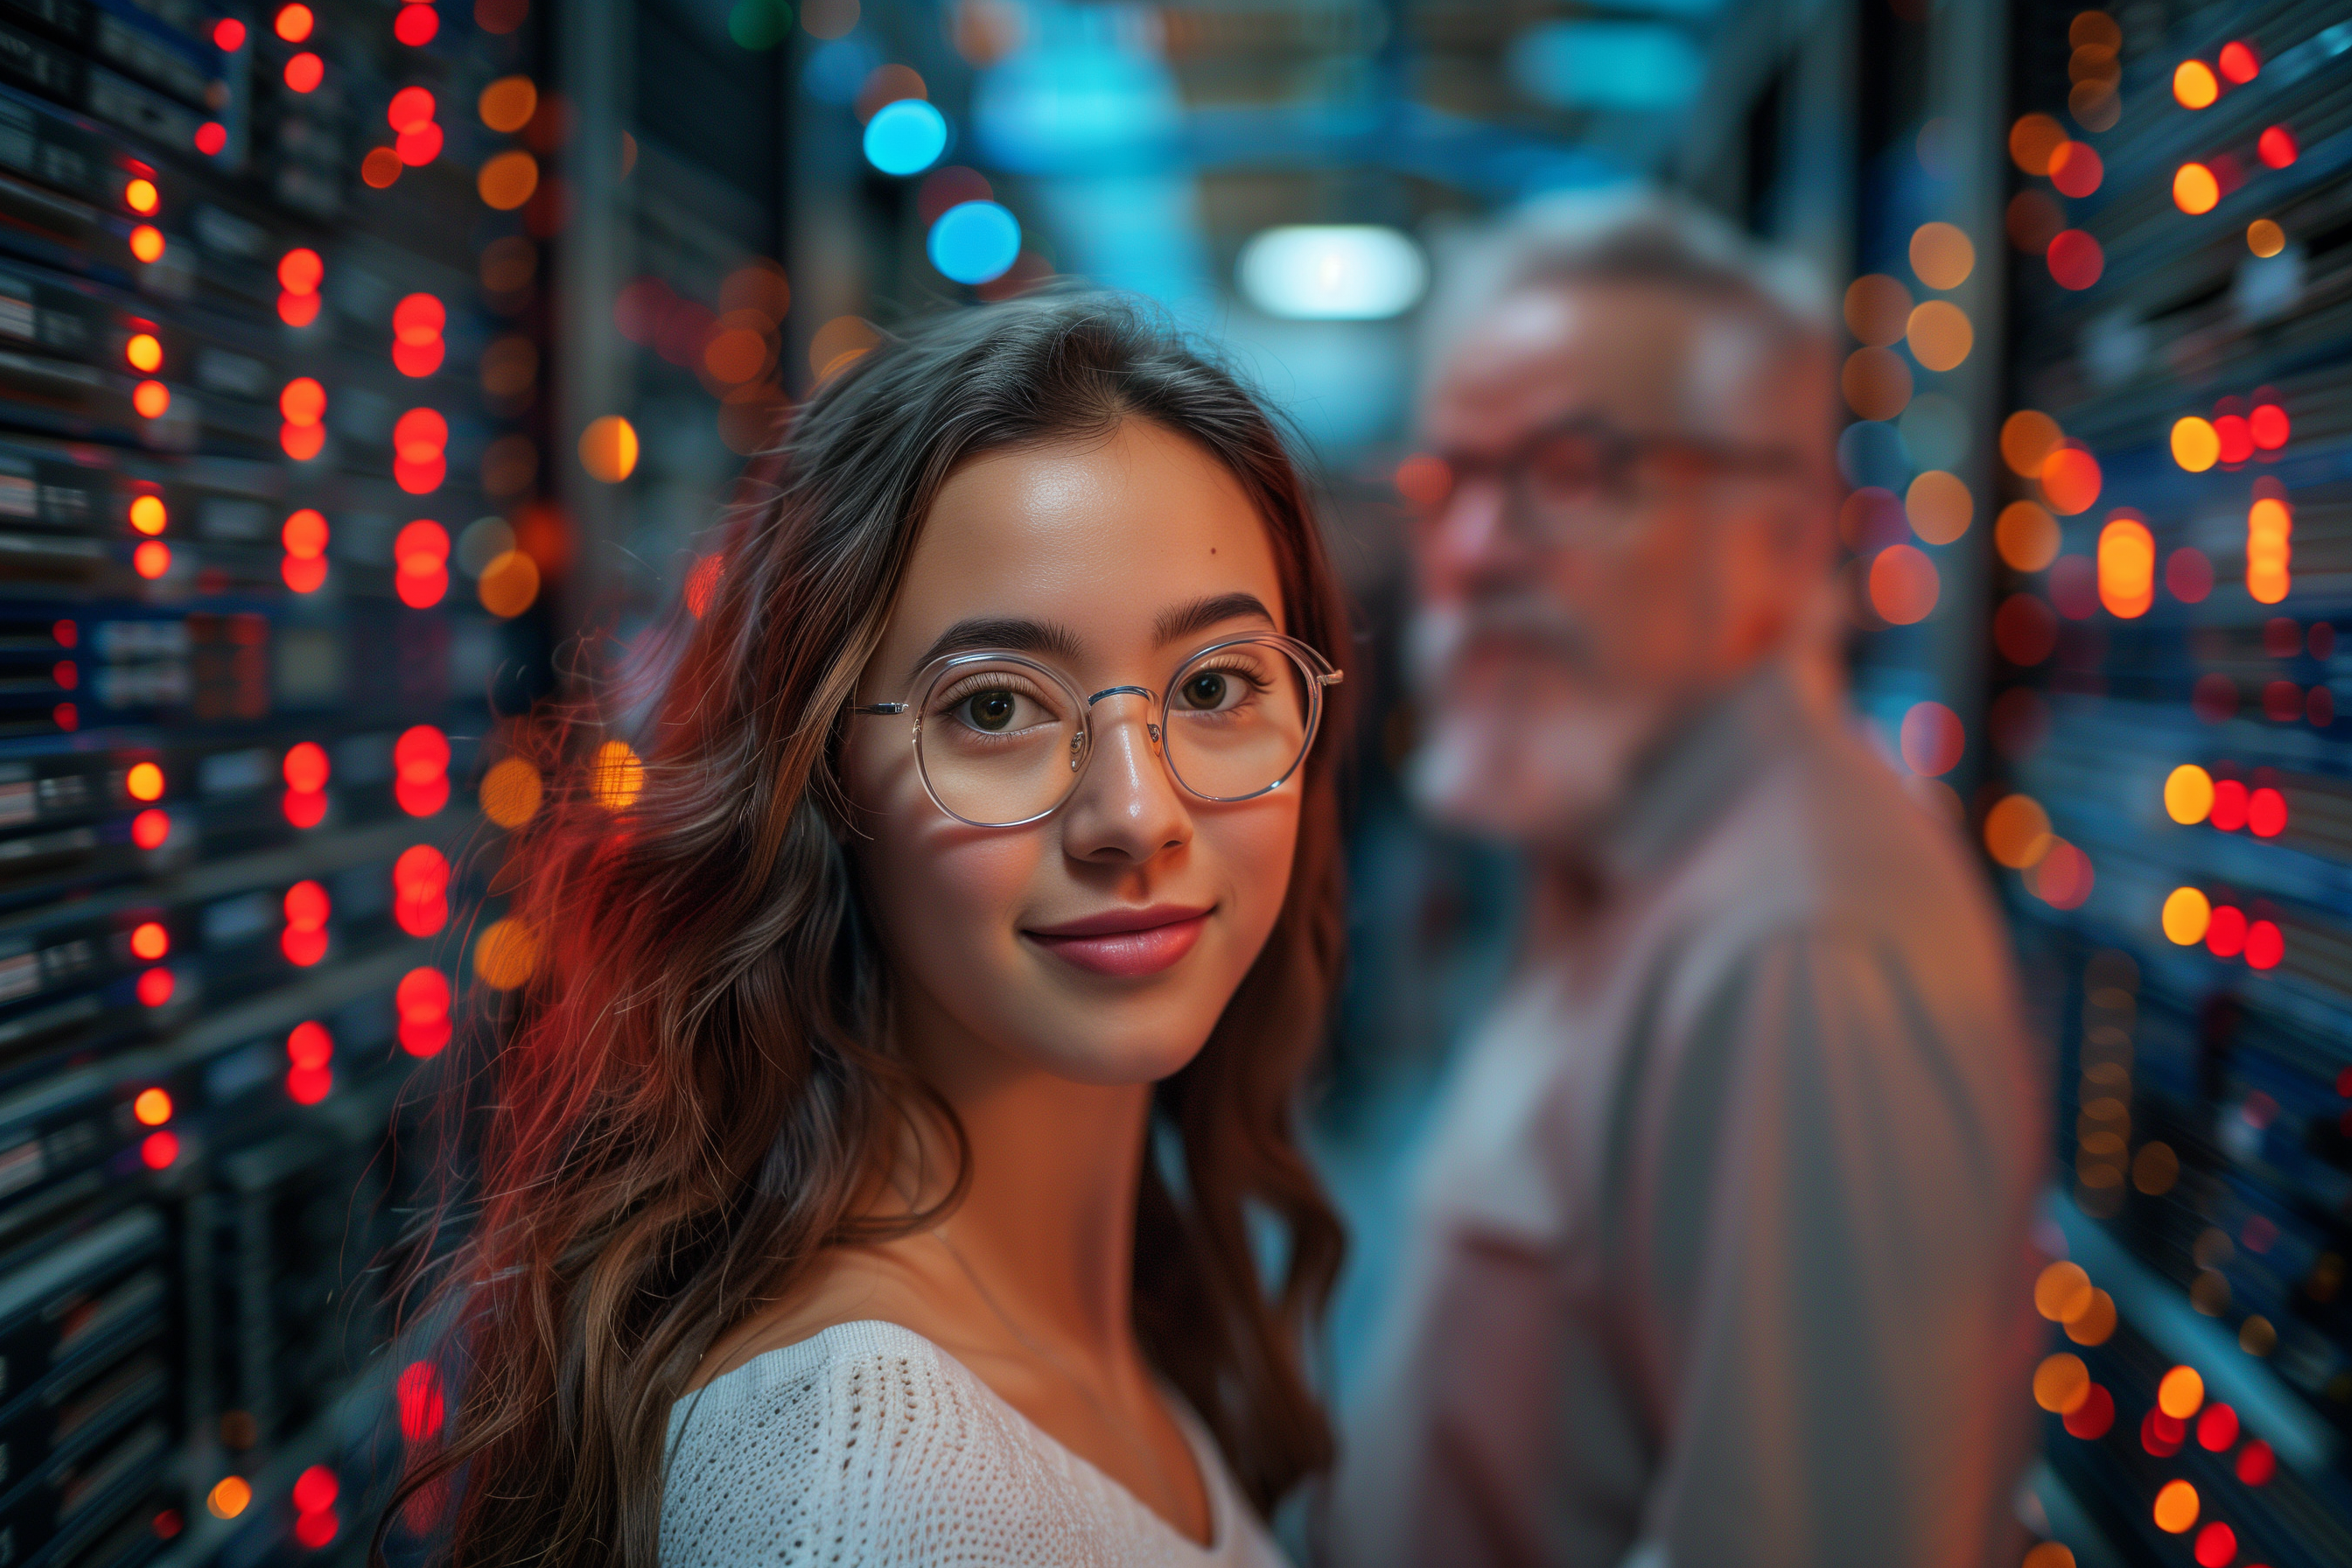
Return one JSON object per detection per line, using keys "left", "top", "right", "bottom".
{"left": 851, "top": 703, "right": 907, "bottom": 715}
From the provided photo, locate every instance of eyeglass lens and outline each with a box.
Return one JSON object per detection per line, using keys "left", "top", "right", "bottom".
{"left": 914, "top": 641, "right": 1316, "bottom": 826}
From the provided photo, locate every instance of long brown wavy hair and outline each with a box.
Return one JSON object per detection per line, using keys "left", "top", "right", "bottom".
{"left": 382, "top": 294, "right": 1351, "bottom": 1565}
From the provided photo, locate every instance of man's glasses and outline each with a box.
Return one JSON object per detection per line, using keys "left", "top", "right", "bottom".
{"left": 853, "top": 633, "right": 1342, "bottom": 829}
{"left": 1417, "top": 416, "right": 1806, "bottom": 544}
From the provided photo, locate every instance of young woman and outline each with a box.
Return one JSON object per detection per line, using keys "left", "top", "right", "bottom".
{"left": 388, "top": 295, "right": 1352, "bottom": 1565}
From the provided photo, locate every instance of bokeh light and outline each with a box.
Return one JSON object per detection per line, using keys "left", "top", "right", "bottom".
{"left": 1899, "top": 702, "right": 1963, "bottom": 776}
{"left": 2218, "top": 40, "right": 2258, "bottom": 82}
{"left": 2163, "top": 886, "right": 2211, "bottom": 944}
{"left": 1842, "top": 275, "right": 1911, "bottom": 346}
{"left": 2040, "top": 446, "right": 2101, "bottom": 515}
{"left": 2165, "top": 766, "right": 2214, "bottom": 824}
{"left": 2096, "top": 514, "right": 2153, "bottom": 618}
{"left": 863, "top": 99, "right": 947, "bottom": 176}
{"left": 2009, "top": 113, "right": 2066, "bottom": 174}
{"left": 1905, "top": 471, "right": 1970, "bottom": 544}
{"left": 472, "top": 917, "right": 537, "bottom": 990}
{"left": 2171, "top": 416, "right": 2221, "bottom": 472}
{"left": 2157, "top": 1364, "right": 2205, "bottom": 1418}
{"left": 1841, "top": 348, "right": 1910, "bottom": 422}
{"left": 578, "top": 416, "right": 639, "bottom": 482}
{"left": 479, "top": 150, "right": 539, "bottom": 210}
{"left": 2173, "top": 60, "right": 2218, "bottom": 108}
{"left": 2174, "top": 163, "right": 2221, "bottom": 215}
{"left": 1905, "top": 300, "right": 1971, "bottom": 372}
{"left": 592, "top": 740, "right": 644, "bottom": 810}
{"left": 1984, "top": 794, "right": 2052, "bottom": 869}
{"left": 2048, "top": 141, "right": 2102, "bottom": 198}
{"left": 2152, "top": 1480, "right": 2199, "bottom": 1535}
{"left": 1908, "top": 223, "right": 1972, "bottom": 290}
{"left": 1995, "top": 500, "right": 2059, "bottom": 570}
{"left": 1867, "top": 544, "right": 1938, "bottom": 626}
{"left": 480, "top": 757, "right": 543, "bottom": 826}
{"left": 2247, "top": 219, "right": 2285, "bottom": 257}
{"left": 928, "top": 200, "right": 1021, "bottom": 286}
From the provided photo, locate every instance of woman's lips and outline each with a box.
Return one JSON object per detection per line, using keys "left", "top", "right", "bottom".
{"left": 1024, "top": 906, "right": 1211, "bottom": 978}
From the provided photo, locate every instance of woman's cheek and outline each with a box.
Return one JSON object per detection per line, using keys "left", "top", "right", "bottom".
{"left": 1206, "top": 797, "right": 1302, "bottom": 962}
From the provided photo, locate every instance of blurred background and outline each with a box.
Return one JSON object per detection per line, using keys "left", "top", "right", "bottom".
{"left": 1, "top": 0, "right": 2348, "bottom": 1564}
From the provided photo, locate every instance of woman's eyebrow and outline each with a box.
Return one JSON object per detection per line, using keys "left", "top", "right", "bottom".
{"left": 909, "top": 616, "right": 1085, "bottom": 678}
{"left": 1155, "top": 592, "right": 1276, "bottom": 645}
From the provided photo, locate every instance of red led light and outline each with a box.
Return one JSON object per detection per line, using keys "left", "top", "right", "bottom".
{"left": 292, "top": 1466, "right": 339, "bottom": 1514}
{"left": 2215, "top": 414, "right": 2252, "bottom": 466}
{"left": 2206, "top": 904, "right": 2248, "bottom": 958}
{"left": 394, "top": 844, "right": 451, "bottom": 936}
{"left": 139, "top": 1130, "right": 178, "bottom": 1169}
{"left": 392, "top": 293, "right": 446, "bottom": 344}
{"left": 283, "top": 879, "right": 330, "bottom": 965}
{"left": 2217, "top": 40, "right": 2258, "bottom": 84}
{"left": 397, "top": 1362, "right": 444, "bottom": 1440}
{"left": 52, "top": 661, "right": 76, "bottom": 689}
{"left": 2248, "top": 787, "right": 2286, "bottom": 838}
{"left": 283, "top": 741, "right": 330, "bottom": 794}
{"left": 2195, "top": 1402, "right": 2239, "bottom": 1450}
{"left": 396, "top": 122, "right": 444, "bottom": 166}
{"left": 274, "top": 4, "right": 313, "bottom": 42}
{"left": 392, "top": 339, "right": 444, "bottom": 377}
{"left": 2250, "top": 402, "right": 2289, "bottom": 450}
{"left": 132, "top": 540, "right": 171, "bottom": 578}
{"left": 394, "top": 724, "right": 452, "bottom": 815}
{"left": 130, "top": 920, "right": 169, "bottom": 960}
{"left": 397, "top": 964, "right": 452, "bottom": 1056}
{"left": 280, "top": 377, "right": 326, "bottom": 424}
{"left": 278, "top": 248, "right": 323, "bottom": 294}
{"left": 212, "top": 18, "right": 246, "bottom": 50}
{"left": 284, "top": 52, "right": 323, "bottom": 93}
{"left": 2210, "top": 779, "right": 2249, "bottom": 831}
{"left": 136, "top": 967, "right": 174, "bottom": 1007}
{"left": 393, "top": 407, "right": 448, "bottom": 459}
{"left": 394, "top": 2, "right": 438, "bottom": 46}
{"left": 2141, "top": 1406, "right": 2187, "bottom": 1456}
{"left": 2246, "top": 919, "right": 2283, "bottom": 970}
{"left": 2235, "top": 1438, "right": 2276, "bottom": 1485}
{"left": 277, "top": 290, "right": 320, "bottom": 326}
{"left": 53, "top": 703, "right": 74, "bottom": 731}
{"left": 2192, "top": 1522, "right": 2236, "bottom": 1568}
{"left": 2062, "top": 1382, "right": 2114, "bottom": 1438}
{"left": 52, "top": 620, "right": 74, "bottom": 647}
{"left": 283, "top": 508, "right": 329, "bottom": 557}
{"left": 394, "top": 521, "right": 451, "bottom": 607}
{"left": 131, "top": 808, "right": 169, "bottom": 850}
{"left": 281, "top": 422, "right": 326, "bottom": 460}
{"left": 283, "top": 555, "right": 326, "bottom": 592}
{"left": 388, "top": 87, "right": 437, "bottom": 133}
{"left": 286, "top": 1064, "right": 331, "bottom": 1104}
{"left": 2258, "top": 126, "right": 2297, "bottom": 169}
{"left": 287, "top": 1019, "right": 332, "bottom": 1069}
{"left": 2047, "top": 229, "right": 2103, "bottom": 290}
{"left": 194, "top": 122, "right": 227, "bottom": 156}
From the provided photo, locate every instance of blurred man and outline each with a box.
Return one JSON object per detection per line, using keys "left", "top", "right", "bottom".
{"left": 1329, "top": 192, "right": 2047, "bottom": 1568}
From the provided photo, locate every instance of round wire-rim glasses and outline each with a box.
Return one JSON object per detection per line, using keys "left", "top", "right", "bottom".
{"left": 852, "top": 633, "right": 1343, "bottom": 829}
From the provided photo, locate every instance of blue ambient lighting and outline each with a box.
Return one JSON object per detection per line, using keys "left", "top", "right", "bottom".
{"left": 864, "top": 100, "right": 948, "bottom": 176}
{"left": 928, "top": 201, "right": 1021, "bottom": 284}
{"left": 1236, "top": 226, "right": 1427, "bottom": 320}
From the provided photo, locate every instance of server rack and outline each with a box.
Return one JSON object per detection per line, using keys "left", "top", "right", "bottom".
{"left": 0, "top": 4, "right": 554, "bottom": 1564}
{"left": 1995, "top": 3, "right": 2352, "bottom": 1564}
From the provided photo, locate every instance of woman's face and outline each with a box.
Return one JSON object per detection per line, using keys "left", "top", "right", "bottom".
{"left": 841, "top": 418, "right": 1305, "bottom": 1090}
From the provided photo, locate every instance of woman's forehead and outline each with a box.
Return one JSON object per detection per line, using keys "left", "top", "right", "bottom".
{"left": 886, "top": 423, "right": 1286, "bottom": 655}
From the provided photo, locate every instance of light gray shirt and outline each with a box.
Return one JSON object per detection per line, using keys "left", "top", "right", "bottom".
{"left": 1330, "top": 668, "right": 2048, "bottom": 1568}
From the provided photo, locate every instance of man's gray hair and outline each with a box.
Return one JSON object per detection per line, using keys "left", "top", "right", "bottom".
{"left": 1420, "top": 185, "right": 1836, "bottom": 379}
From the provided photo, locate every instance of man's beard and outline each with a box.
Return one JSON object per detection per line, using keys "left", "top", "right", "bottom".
{"left": 1402, "top": 598, "right": 1662, "bottom": 849}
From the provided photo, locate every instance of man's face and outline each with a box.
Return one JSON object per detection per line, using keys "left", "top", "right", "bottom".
{"left": 1405, "top": 280, "right": 1824, "bottom": 844}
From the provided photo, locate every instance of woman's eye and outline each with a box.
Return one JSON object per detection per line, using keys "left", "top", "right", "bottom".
{"left": 962, "top": 690, "right": 1019, "bottom": 731}
{"left": 1180, "top": 672, "right": 1230, "bottom": 710}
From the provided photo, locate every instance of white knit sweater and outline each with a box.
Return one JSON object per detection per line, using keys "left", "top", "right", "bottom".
{"left": 661, "top": 1320, "right": 1287, "bottom": 1566}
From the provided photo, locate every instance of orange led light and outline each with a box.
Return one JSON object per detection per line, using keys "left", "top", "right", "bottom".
{"left": 132, "top": 380, "right": 170, "bottom": 418}
{"left": 133, "top": 1086, "right": 172, "bottom": 1124}
{"left": 130, "top": 921, "right": 169, "bottom": 961}
{"left": 125, "top": 332, "right": 162, "bottom": 372}
{"left": 279, "top": 376, "right": 326, "bottom": 424}
{"left": 388, "top": 87, "right": 437, "bottom": 133}
{"left": 283, "top": 508, "right": 328, "bottom": 557}
{"left": 277, "top": 248, "right": 322, "bottom": 294}
{"left": 284, "top": 52, "right": 323, "bottom": 93}
{"left": 274, "top": 4, "right": 313, "bottom": 41}
{"left": 128, "top": 225, "right": 164, "bottom": 262}
{"left": 123, "top": 178, "right": 158, "bottom": 214}
{"left": 129, "top": 494, "right": 165, "bottom": 535}
{"left": 277, "top": 290, "right": 321, "bottom": 326}
{"left": 2173, "top": 60, "right": 2218, "bottom": 109}
{"left": 126, "top": 761, "right": 164, "bottom": 800}
{"left": 132, "top": 540, "right": 171, "bottom": 578}
{"left": 2174, "top": 163, "right": 2221, "bottom": 215}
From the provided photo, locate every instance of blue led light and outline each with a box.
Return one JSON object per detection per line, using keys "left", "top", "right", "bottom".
{"left": 863, "top": 101, "right": 948, "bottom": 177}
{"left": 928, "top": 201, "right": 1021, "bottom": 285}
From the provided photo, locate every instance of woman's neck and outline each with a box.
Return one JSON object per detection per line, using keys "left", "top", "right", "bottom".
{"left": 896, "top": 995, "right": 1153, "bottom": 1357}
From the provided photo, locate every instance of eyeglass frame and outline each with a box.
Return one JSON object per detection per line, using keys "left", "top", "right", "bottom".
{"left": 850, "top": 632, "right": 1343, "bottom": 830}
{"left": 1419, "top": 414, "right": 1810, "bottom": 546}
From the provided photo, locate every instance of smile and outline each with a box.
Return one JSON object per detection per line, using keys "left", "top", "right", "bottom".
{"left": 1022, "top": 905, "right": 1213, "bottom": 978}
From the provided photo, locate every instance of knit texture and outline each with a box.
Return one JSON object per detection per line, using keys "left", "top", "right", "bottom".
{"left": 662, "top": 1320, "right": 1286, "bottom": 1566}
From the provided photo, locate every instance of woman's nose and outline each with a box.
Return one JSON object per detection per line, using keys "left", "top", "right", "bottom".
{"left": 1059, "top": 694, "right": 1192, "bottom": 864}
